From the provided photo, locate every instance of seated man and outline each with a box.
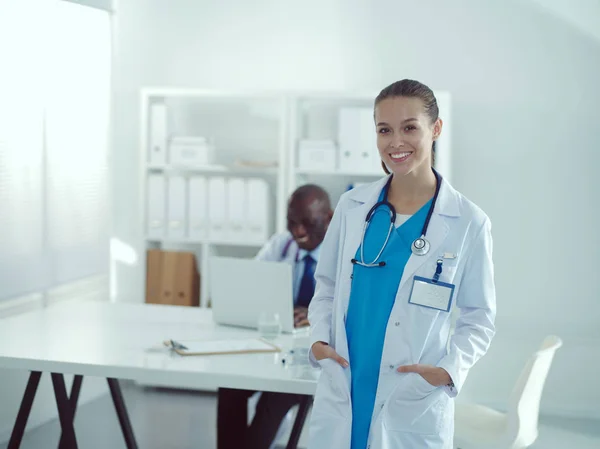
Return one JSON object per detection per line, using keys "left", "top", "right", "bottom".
{"left": 217, "top": 184, "right": 333, "bottom": 449}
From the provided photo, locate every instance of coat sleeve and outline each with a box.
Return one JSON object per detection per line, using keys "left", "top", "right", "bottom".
{"left": 437, "top": 217, "right": 496, "bottom": 397}
{"left": 254, "top": 233, "right": 287, "bottom": 262}
{"left": 307, "top": 201, "right": 344, "bottom": 367}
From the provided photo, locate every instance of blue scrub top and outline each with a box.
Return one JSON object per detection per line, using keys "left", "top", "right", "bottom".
{"left": 345, "top": 189, "right": 432, "bottom": 449}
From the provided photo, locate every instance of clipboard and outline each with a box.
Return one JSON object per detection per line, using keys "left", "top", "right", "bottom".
{"left": 163, "top": 338, "right": 281, "bottom": 356}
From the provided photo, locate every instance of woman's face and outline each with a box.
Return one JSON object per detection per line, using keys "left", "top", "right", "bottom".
{"left": 375, "top": 96, "right": 442, "bottom": 177}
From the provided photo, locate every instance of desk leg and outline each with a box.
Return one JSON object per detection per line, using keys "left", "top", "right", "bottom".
{"left": 7, "top": 371, "right": 42, "bottom": 449}
{"left": 107, "top": 378, "right": 138, "bottom": 449}
{"left": 51, "top": 373, "right": 78, "bottom": 449}
{"left": 58, "top": 375, "right": 83, "bottom": 449}
{"left": 285, "top": 396, "right": 312, "bottom": 449}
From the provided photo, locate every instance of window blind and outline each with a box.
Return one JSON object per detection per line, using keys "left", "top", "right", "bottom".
{"left": 0, "top": 0, "right": 111, "bottom": 301}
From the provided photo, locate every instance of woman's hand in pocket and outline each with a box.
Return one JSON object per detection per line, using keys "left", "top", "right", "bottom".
{"left": 311, "top": 342, "right": 349, "bottom": 368}
{"left": 397, "top": 364, "right": 451, "bottom": 387}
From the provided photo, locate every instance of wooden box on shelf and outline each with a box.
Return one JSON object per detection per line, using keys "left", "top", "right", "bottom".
{"left": 146, "top": 249, "right": 200, "bottom": 307}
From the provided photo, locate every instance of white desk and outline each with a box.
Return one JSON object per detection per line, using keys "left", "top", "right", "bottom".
{"left": 0, "top": 301, "right": 319, "bottom": 449}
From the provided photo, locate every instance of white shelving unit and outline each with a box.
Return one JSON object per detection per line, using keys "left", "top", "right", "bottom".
{"left": 140, "top": 88, "right": 288, "bottom": 306}
{"left": 140, "top": 88, "right": 451, "bottom": 308}
{"left": 287, "top": 93, "right": 380, "bottom": 205}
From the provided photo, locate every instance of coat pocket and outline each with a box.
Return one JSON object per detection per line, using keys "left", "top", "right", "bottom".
{"left": 312, "top": 358, "right": 351, "bottom": 418}
{"left": 308, "top": 408, "right": 352, "bottom": 449}
{"left": 383, "top": 373, "right": 446, "bottom": 435}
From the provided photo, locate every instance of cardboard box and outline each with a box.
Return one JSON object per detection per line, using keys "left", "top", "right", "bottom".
{"left": 146, "top": 249, "right": 200, "bottom": 307}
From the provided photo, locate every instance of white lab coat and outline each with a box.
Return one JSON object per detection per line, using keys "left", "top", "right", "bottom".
{"left": 307, "top": 175, "right": 496, "bottom": 449}
{"left": 255, "top": 231, "right": 298, "bottom": 264}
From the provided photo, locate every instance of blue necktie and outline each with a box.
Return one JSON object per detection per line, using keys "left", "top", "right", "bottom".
{"left": 296, "top": 255, "right": 316, "bottom": 308}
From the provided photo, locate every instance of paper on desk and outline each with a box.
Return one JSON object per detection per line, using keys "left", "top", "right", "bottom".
{"left": 167, "top": 338, "right": 280, "bottom": 356}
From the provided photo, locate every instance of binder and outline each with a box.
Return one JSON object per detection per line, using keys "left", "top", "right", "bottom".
{"left": 246, "top": 179, "right": 269, "bottom": 244}
{"left": 188, "top": 176, "right": 208, "bottom": 241}
{"left": 227, "top": 178, "right": 246, "bottom": 242}
{"left": 208, "top": 177, "right": 227, "bottom": 242}
{"left": 149, "top": 103, "right": 167, "bottom": 167}
{"left": 147, "top": 174, "right": 166, "bottom": 239}
{"left": 167, "top": 175, "right": 186, "bottom": 240}
{"left": 338, "top": 107, "right": 378, "bottom": 173}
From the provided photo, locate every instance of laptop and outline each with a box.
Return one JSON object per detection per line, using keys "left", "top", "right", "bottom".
{"left": 209, "top": 256, "right": 306, "bottom": 334}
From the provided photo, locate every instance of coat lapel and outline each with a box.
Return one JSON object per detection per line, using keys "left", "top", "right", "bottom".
{"left": 339, "top": 177, "right": 390, "bottom": 311}
{"left": 397, "top": 178, "right": 461, "bottom": 292}
{"left": 342, "top": 176, "right": 391, "bottom": 265}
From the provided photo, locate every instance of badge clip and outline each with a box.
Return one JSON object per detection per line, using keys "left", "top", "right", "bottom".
{"left": 432, "top": 259, "right": 443, "bottom": 283}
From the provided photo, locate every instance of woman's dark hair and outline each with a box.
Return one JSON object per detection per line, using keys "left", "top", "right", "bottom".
{"left": 374, "top": 79, "right": 439, "bottom": 174}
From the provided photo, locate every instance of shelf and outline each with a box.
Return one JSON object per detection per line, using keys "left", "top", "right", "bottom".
{"left": 294, "top": 91, "right": 378, "bottom": 101}
{"left": 295, "top": 168, "right": 384, "bottom": 177}
{"left": 148, "top": 164, "right": 278, "bottom": 176}
{"left": 209, "top": 239, "right": 266, "bottom": 247}
{"left": 141, "top": 87, "right": 285, "bottom": 100}
{"left": 148, "top": 163, "right": 227, "bottom": 172}
{"left": 146, "top": 237, "right": 265, "bottom": 248}
{"left": 141, "top": 87, "right": 378, "bottom": 102}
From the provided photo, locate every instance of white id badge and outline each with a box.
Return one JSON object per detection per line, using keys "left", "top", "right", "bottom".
{"left": 408, "top": 276, "right": 455, "bottom": 312}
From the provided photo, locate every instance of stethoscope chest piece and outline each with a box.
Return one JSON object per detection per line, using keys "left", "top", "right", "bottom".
{"left": 411, "top": 237, "right": 430, "bottom": 256}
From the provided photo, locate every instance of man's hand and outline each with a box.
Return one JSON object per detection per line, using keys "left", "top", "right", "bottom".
{"left": 397, "top": 364, "right": 452, "bottom": 387}
{"left": 311, "top": 341, "right": 349, "bottom": 368}
{"left": 294, "top": 307, "right": 310, "bottom": 328}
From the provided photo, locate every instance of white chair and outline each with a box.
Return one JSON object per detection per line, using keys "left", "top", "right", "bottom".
{"left": 454, "top": 335, "right": 563, "bottom": 449}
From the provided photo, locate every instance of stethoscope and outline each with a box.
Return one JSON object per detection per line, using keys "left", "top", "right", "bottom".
{"left": 351, "top": 169, "right": 442, "bottom": 268}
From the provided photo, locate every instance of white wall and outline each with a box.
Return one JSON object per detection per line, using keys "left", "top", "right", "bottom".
{"left": 111, "top": 0, "right": 600, "bottom": 418}
{"left": 527, "top": 0, "right": 600, "bottom": 42}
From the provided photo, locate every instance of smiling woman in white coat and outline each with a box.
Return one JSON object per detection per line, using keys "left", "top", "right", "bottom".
{"left": 307, "top": 79, "right": 496, "bottom": 449}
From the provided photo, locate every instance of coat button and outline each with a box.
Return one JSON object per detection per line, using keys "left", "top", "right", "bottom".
{"left": 395, "top": 321, "right": 400, "bottom": 326}
{"left": 389, "top": 364, "right": 394, "bottom": 370}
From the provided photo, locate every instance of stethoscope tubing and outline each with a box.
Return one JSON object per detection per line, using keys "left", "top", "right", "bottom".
{"left": 353, "top": 169, "right": 442, "bottom": 267}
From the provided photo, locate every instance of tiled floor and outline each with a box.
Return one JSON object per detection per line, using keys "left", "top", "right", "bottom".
{"left": 2, "top": 382, "right": 599, "bottom": 449}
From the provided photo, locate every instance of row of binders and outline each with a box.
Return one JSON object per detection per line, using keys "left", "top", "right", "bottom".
{"left": 147, "top": 175, "right": 270, "bottom": 244}
{"left": 337, "top": 107, "right": 382, "bottom": 173}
